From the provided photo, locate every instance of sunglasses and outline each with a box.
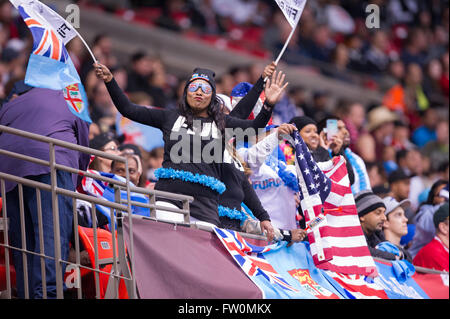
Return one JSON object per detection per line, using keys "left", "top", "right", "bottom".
{"left": 188, "top": 82, "right": 212, "bottom": 94}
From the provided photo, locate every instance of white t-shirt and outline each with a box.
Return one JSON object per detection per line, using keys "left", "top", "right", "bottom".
{"left": 238, "top": 132, "right": 298, "bottom": 230}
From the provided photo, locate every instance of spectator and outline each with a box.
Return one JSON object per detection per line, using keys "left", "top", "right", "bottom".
{"left": 237, "top": 124, "right": 300, "bottom": 231}
{"left": 89, "top": 81, "right": 117, "bottom": 124}
{"left": 94, "top": 62, "right": 286, "bottom": 227}
{"left": 366, "top": 161, "right": 388, "bottom": 191}
{"left": 411, "top": 107, "right": 438, "bottom": 147}
{"left": 421, "top": 119, "right": 449, "bottom": 173}
{"left": 409, "top": 179, "right": 449, "bottom": 258}
{"left": 0, "top": 83, "right": 90, "bottom": 298}
{"left": 387, "top": 169, "right": 414, "bottom": 222}
{"left": 400, "top": 28, "right": 428, "bottom": 68}
{"left": 440, "top": 50, "right": 449, "bottom": 97}
{"left": 316, "top": 116, "right": 357, "bottom": 189}
{"left": 289, "top": 116, "right": 329, "bottom": 162}
{"left": 302, "top": 90, "right": 333, "bottom": 124}
{"left": 303, "top": 24, "right": 334, "bottom": 63}
{"left": 126, "top": 51, "right": 167, "bottom": 108}
{"left": 404, "top": 63, "right": 430, "bottom": 113}
{"left": 146, "top": 146, "right": 164, "bottom": 189}
{"left": 366, "top": 106, "right": 397, "bottom": 162}
{"left": 337, "top": 100, "right": 367, "bottom": 151}
{"left": 355, "top": 190, "right": 406, "bottom": 261}
{"left": 413, "top": 202, "right": 449, "bottom": 271}
{"left": 396, "top": 148, "right": 427, "bottom": 211}
{"left": 364, "top": 30, "right": 390, "bottom": 74}
{"left": 111, "top": 153, "right": 142, "bottom": 187}
{"left": 391, "top": 120, "right": 415, "bottom": 151}
{"left": 88, "top": 132, "right": 120, "bottom": 173}
{"left": 381, "top": 196, "right": 413, "bottom": 262}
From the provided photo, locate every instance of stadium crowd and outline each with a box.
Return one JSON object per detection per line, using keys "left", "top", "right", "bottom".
{"left": 0, "top": 0, "right": 449, "bottom": 298}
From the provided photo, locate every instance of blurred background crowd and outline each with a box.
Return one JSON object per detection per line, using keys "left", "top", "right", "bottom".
{"left": 0, "top": 0, "right": 448, "bottom": 233}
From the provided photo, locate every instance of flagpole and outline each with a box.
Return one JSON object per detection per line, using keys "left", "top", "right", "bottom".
{"left": 264, "top": 22, "right": 298, "bottom": 82}
{"left": 274, "top": 23, "right": 297, "bottom": 65}
{"left": 73, "top": 29, "right": 97, "bottom": 63}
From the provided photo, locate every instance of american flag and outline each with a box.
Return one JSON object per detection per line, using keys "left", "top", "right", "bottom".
{"left": 214, "top": 227, "right": 300, "bottom": 294}
{"left": 291, "top": 131, "right": 377, "bottom": 277}
{"left": 323, "top": 271, "right": 388, "bottom": 299}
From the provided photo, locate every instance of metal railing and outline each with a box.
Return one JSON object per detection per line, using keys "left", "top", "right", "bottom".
{"left": 0, "top": 124, "right": 447, "bottom": 300}
{"left": 0, "top": 124, "right": 193, "bottom": 299}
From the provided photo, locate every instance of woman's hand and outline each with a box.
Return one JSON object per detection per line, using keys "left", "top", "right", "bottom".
{"left": 264, "top": 71, "right": 289, "bottom": 106}
{"left": 94, "top": 62, "right": 113, "bottom": 83}
{"left": 277, "top": 123, "right": 297, "bottom": 139}
{"left": 319, "top": 131, "right": 343, "bottom": 154}
{"left": 260, "top": 220, "right": 275, "bottom": 242}
{"left": 263, "top": 61, "right": 277, "bottom": 80}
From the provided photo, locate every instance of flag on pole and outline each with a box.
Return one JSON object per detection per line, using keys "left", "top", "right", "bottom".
{"left": 274, "top": 0, "right": 307, "bottom": 28}
{"left": 10, "top": 0, "right": 92, "bottom": 123}
{"left": 271, "top": 0, "right": 307, "bottom": 65}
{"left": 291, "top": 131, "right": 377, "bottom": 277}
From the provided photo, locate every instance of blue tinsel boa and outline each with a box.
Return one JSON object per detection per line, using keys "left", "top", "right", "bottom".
{"left": 154, "top": 167, "right": 226, "bottom": 194}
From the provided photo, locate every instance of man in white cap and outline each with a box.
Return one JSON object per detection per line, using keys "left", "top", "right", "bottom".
{"left": 382, "top": 196, "right": 413, "bottom": 262}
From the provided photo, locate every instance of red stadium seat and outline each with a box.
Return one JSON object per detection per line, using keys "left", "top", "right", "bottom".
{"left": 0, "top": 198, "right": 16, "bottom": 292}
{"left": 65, "top": 226, "right": 129, "bottom": 299}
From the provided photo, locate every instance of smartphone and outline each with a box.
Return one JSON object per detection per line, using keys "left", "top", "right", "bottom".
{"left": 326, "top": 119, "right": 338, "bottom": 141}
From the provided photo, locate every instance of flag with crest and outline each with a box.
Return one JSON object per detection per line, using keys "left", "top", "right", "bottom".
{"left": 10, "top": 0, "right": 91, "bottom": 123}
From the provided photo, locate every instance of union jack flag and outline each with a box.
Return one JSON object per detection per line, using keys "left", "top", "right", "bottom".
{"left": 214, "top": 227, "right": 300, "bottom": 293}
{"left": 78, "top": 168, "right": 150, "bottom": 231}
{"left": 11, "top": 0, "right": 92, "bottom": 123}
{"left": 291, "top": 131, "right": 377, "bottom": 277}
{"left": 17, "top": 4, "right": 69, "bottom": 63}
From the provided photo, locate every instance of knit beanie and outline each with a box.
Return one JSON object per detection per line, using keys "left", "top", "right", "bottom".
{"left": 354, "top": 190, "right": 386, "bottom": 217}
{"left": 187, "top": 68, "right": 216, "bottom": 92}
{"left": 289, "top": 116, "right": 317, "bottom": 131}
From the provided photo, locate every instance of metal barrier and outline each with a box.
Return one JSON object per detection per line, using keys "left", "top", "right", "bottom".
{"left": 0, "top": 124, "right": 447, "bottom": 300}
{"left": 0, "top": 124, "right": 193, "bottom": 299}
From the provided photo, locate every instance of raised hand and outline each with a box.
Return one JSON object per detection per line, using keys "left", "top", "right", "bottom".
{"left": 319, "top": 131, "right": 343, "bottom": 154}
{"left": 94, "top": 62, "right": 113, "bottom": 83}
{"left": 277, "top": 123, "right": 297, "bottom": 139}
{"left": 262, "top": 61, "right": 277, "bottom": 80}
{"left": 264, "top": 70, "right": 289, "bottom": 106}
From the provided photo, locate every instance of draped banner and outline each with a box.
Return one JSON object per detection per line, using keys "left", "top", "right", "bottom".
{"left": 121, "top": 218, "right": 449, "bottom": 299}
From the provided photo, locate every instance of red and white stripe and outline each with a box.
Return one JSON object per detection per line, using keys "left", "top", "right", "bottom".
{"left": 324, "top": 271, "right": 388, "bottom": 299}
{"left": 304, "top": 156, "right": 378, "bottom": 277}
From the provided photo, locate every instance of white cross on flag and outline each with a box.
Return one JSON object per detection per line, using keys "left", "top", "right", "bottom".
{"left": 290, "top": 131, "right": 378, "bottom": 277}
{"left": 274, "top": 0, "right": 307, "bottom": 28}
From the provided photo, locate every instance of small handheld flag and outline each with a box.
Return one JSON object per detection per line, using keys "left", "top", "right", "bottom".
{"left": 272, "top": 0, "right": 307, "bottom": 65}
{"left": 10, "top": 0, "right": 93, "bottom": 123}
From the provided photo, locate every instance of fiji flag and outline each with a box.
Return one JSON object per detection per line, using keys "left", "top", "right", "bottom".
{"left": 10, "top": 0, "right": 92, "bottom": 123}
